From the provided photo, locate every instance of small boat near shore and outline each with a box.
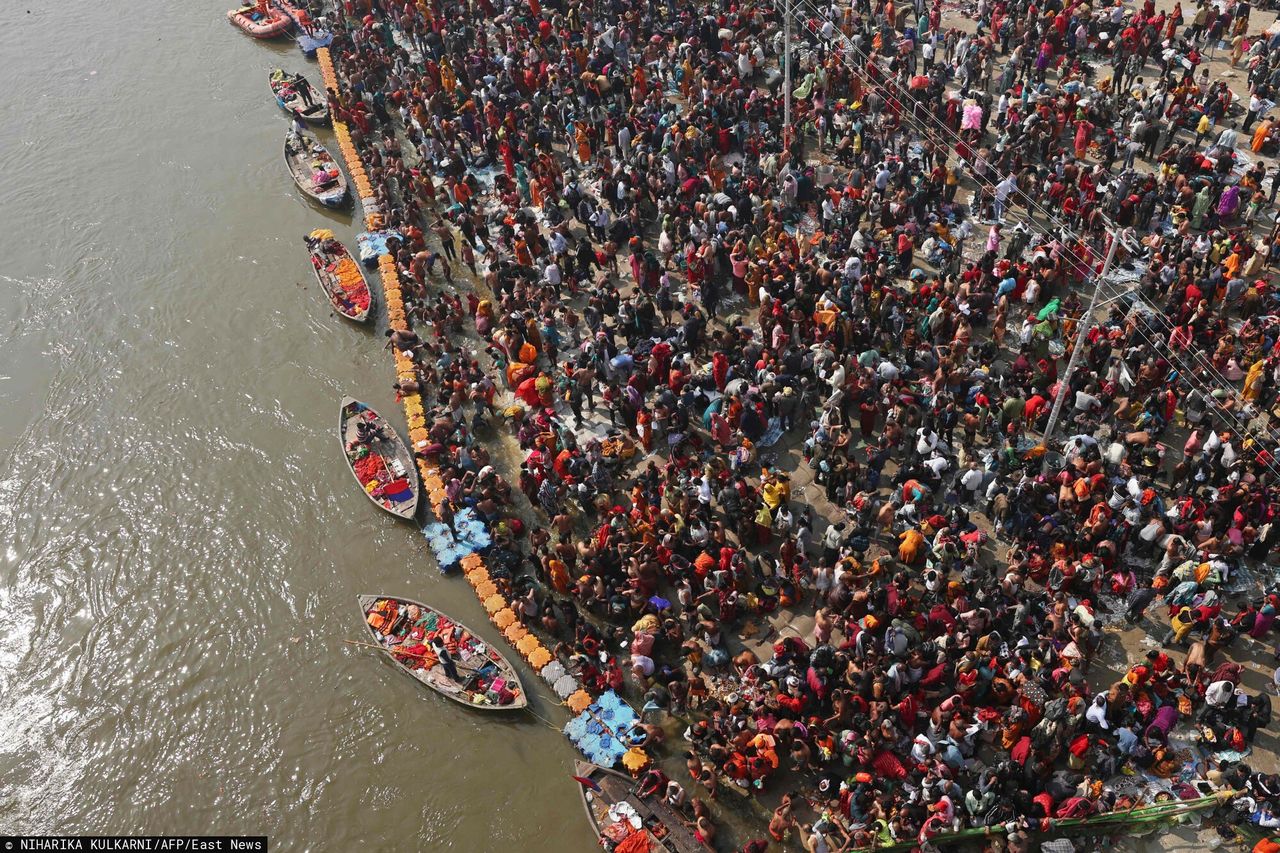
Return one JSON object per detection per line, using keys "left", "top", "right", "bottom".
{"left": 339, "top": 397, "right": 418, "bottom": 518}
{"left": 358, "top": 595, "right": 528, "bottom": 710}
{"left": 285, "top": 128, "right": 348, "bottom": 208}
{"left": 575, "top": 760, "right": 702, "bottom": 853}
{"left": 227, "top": 2, "right": 291, "bottom": 38}
{"left": 270, "top": 69, "right": 329, "bottom": 124}
{"left": 304, "top": 230, "right": 370, "bottom": 322}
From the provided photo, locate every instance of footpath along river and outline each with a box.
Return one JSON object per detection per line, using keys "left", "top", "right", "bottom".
{"left": 0, "top": 4, "right": 590, "bottom": 849}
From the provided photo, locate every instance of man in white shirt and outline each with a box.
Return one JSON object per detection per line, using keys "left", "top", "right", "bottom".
{"left": 994, "top": 174, "right": 1017, "bottom": 222}
{"left": 916, "top": 427, "right": 940, "bottom": 456}
{"left": 1073, "top": 386, "right": 1101, "bottom": 412}
{"left": 959, "top": 462, "right": 985, "bottom": 502}
{"left": 1086, "top": 694, "right": 1111, "bottom": 730}
{"left": 1201, "top": 679, "right": 1237, "bottom": 720}
{"left": 543, "top": 260, "right": 561, "bottom": 288}
{"left": 924, "top": 452, "right": 951, "bottom": 481}
{"left": 1244, "top": 93, "right": 1263, "bottom": 134}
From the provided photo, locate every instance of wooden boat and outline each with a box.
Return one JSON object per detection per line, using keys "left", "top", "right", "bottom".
{"left": 227, "top": 2, "right": 292, "bottom": 38}
{"left": 358, "top": 595, "right": 528, "bottom": 710}
{"left": 574, "top": 761, "right": 702, "bottom": 853}
{"left": 339, "top": 397, "right": 418, "bottom": 518}
{"left": 270, "top": 69, "right": 329, "bottom": 124}
{"left": 285, "top": 128, "right": 349, "bottom": 208}
{"left": 304, "top": 230, "right": 371, "bottom": 322}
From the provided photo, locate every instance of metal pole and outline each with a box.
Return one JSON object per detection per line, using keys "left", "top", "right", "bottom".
{"left": 1040, "top": 231, "right": 1120, "bottom": 468}
{"left": 783, "top": 0, "right": 792, "bottom": 150}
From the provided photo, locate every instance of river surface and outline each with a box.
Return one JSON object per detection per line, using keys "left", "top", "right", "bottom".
{"left": 0, "top": 5, "right": 589, "bottom": 849}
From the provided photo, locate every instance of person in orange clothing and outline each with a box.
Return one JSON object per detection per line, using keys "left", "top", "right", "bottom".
{"left": 1254, "top": 836, "right": 1280, "bottom": 853}
{"left": 636, "top": 407, "right": 653, "bottom": 453}
{"left": 452, "top": 176, "right": 473, "bottom": 209}
{"left": 898, "top": 526, "right": 926, "bottom": 564}
{"left": 546, "top": 555, "right": 570, "bottom": 594}
{"left": 575, "top": 121, "right": 592, "bottom": 165}
{"left": 1252, "top": 118, "right": 1274, "bottom": 153}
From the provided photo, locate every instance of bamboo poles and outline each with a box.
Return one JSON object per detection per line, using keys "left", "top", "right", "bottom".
{"left": 847, "top": 792, "right": 1235, "bottom": 853}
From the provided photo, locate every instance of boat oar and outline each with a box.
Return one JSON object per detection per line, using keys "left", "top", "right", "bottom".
{"left": 344, "top": 638, "right": 430, "bottom": 660}
{"left": 346, "top": 638, "right": 561, "bottom": 724}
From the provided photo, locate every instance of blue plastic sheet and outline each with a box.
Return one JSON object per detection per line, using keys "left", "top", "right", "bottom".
{"left": 563, "top": 690, "right": 640, "bottom": 768}
{"left": 421, "top": 507, "right": 492, "bottom": 571}
{"left": 356, "top": 231, "right": 403, "bottom": 267}
{"left": 297, "top": 30, "right": 333, "bottom": 58}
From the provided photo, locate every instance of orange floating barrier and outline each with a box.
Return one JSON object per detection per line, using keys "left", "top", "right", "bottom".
{"left": 566, "top": 690, "right": 593, "bottom": 714}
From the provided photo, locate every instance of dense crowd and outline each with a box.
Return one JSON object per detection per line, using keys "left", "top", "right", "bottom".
{"left": 318, "top": 0, "right": 1280, "bottom": 847}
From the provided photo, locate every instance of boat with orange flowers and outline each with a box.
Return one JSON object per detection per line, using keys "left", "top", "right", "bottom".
{"left": 357, "top": 595, "right": 527, "bottom": 711}
{"left": 339, "top": 397, "right": 418, "bottom": 519}
{"left": 304, "top": 230, "right": 370, "bottom": 322}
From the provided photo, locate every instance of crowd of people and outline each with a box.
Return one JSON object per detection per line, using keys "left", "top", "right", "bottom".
{"left": 316, "top": 0, "right": 1280, "bottom": 846}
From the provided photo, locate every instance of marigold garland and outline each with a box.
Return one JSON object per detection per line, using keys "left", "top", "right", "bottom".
{"left": 317, "top": 47, "right": 377, "bottom": 221}
{"left": 322, "top": 46, "right": 620, "bottom": 764}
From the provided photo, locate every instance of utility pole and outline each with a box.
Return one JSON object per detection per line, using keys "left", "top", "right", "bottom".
{"left": 783, "top": 0, "right": 792, "bottom": 150}
{"left": 1040, "top": 231, "right": 1120, "bottom": 470}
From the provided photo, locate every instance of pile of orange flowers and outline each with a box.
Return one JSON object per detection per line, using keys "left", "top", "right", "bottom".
{"left": 332, "top": 256, "right": 371, "bottom": 311}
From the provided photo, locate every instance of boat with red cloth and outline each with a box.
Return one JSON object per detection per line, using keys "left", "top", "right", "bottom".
{"left": 339, "top": 397, "right": 418, "bottom": 519}
{"left": 358, "top": 595, "right": 527, "bottom": 711}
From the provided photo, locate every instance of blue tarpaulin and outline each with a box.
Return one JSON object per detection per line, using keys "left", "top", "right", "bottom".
{"left": 422, "top": 506, "right": 492, "bottom": 571}
{"left": 297, "top": 30, "right": 333, "bottom": 58}
{"left": 356, "top": 231, "right": 403, "bottom": 267}
{"left": 563, "top": 690, "right": 640, "bottom": 768}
